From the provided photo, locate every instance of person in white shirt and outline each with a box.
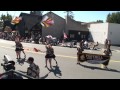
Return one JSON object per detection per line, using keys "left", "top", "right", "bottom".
{"left": 84, "top": 40, "right": 88, "bottom": 49}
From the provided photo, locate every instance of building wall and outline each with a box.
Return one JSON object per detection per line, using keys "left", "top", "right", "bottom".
{"left": 108, "top": 23, "right": 120, "bottom": 45}
{"left": 89, "top": 23, "right": 108, "bottom": 44}
{"left": 66, "top": 16, "right": 89, "bottom": 41}
{"left": 66, "top": 16, "right": 89, "bottom": 34}
{"left": 42, "top": 12, "right": 66, "bottom": 39}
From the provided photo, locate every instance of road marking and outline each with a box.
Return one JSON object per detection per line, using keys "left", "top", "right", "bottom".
{"left": 1, "top": 45, "right": 120, "bottom": 63}
{"left": 110, "top": 60, "right": 120, "bottom": 63}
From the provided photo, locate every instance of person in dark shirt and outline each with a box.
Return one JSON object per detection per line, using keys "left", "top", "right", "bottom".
{"left": 77, "top": 46, "right": 84, "bottom": 65}
{"left": 19, "top": 42, "right": 26, "bottom": 58}
{"left": 103, "top": 47, "right": 112, "bottom": 69}
{"left": 15, "top": 42, "right": 26, "bottom": 59}
{"left": 27, "top": 57, "right": 40, "bottom": 79}
{"left": 45, "top": 44, "right": 57, "bottom": 69}
{"left": 15, "top": 42, "right": 21, "bottom": 59}
{"left": 104, "top": 39, "right": 108, "bottom": 49}
{"left": 107, "top": 40, "right": 111, "bottom": 49}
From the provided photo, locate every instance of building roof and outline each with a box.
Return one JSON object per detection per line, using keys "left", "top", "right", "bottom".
{"left": 19, "top": 13, "right": 42, "bottom": 30}
{"left": 81, "top": 22, "right": 101, "bottom": 25}
{"left": 43, "top": 12, "right": 89, "bottom": 26}
{"left": 43, "top": 12, "right": 65, "bottom": 20}
{"left": 67, "top": 16, "right": 83, "bottom": 24}
{"left": 66, "top": 16, "right": 89, "bottom": 31}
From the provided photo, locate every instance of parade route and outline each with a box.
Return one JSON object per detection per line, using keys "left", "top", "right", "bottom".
{"left": 0, "top": 39, "right": 120, "bottom": 79}
{"left": 0, "top": 45, "right": 120, "bottom": 63}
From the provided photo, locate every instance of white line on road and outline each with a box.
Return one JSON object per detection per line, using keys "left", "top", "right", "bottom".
{"left": 0, "top": 45, "right": 120, "bottom": 63}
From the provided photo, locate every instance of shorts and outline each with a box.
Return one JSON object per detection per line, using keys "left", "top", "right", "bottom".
{"left": 15, "top": 48, "right": 24, "bottom": 51}
{"left": 15, "top": 48, "right": 21, "bottom": 51}
{"left": 45, "top": 54, "right": 56, "bottom": 58}
{"left": 20, "top": 48, "right": 24, "bottom": 51}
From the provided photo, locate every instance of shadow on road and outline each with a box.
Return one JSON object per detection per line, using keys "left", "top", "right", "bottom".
{"left": 47, "top": 65, "right": 62, "bottom": 78}
{"left": 40, "top": 72, "right": 51, "bottom": 79}
{"left": 18, "top": 70, "right": 27, "bottom": 74}
{"left": 79, "top": 64, "right": 120, "bottom": 73}
{"left": 16, "top": 58, "right": 26, "bottom": 66}
{"left": 18, "top": 70, "right": 51, "bottom": 79}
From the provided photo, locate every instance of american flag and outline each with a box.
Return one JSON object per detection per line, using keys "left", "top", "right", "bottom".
{"left": 63, "top": 32, "right": 67, "bottom": 39}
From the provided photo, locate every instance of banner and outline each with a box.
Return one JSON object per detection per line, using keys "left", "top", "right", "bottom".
{"left": 11, "top": 17, "right": 22, "bottom": 24}
{"left": 78, "top": 53, "right": 110, "bottom": 64}
{"left": 41, "top": 15, "right": 54, "bottom": 27}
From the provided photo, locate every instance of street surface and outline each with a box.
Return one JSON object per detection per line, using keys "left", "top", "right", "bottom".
{"left": 0, "top": 39, "right": 120, "bottom": 79}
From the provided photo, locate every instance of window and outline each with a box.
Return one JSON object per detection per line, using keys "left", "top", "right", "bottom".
{"left": 78, "top": 32, "right": 81, "bottom": 35}
{"left": 84, "top": 35, "right": 86, "bottom": 38}
{"left": 70, "top": 34, "right": 74, "bottom": 38}
{"left": 81, "top": 35, "right": 86, "bottom": 39}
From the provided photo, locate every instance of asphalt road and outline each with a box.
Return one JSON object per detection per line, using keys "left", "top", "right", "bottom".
{"left": 0, "top": 39, "right": 120, "bottom": 79}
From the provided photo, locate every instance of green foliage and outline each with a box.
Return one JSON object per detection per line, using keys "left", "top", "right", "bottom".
{"left": 96, "top": 20, "right": 103, "bottom": 23}
{"left": 106, "top": 12, "right": 120, "bottom": 24}
{"left": 64, "top": 11, "right": 74, "bottom": 19}
{"left": 0, "top": 13, "right": 12, "bottom": 21}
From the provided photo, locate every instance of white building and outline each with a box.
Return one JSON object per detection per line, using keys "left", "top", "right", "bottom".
{"left": 89, "top": 23, "right": 120, "bottom": 45}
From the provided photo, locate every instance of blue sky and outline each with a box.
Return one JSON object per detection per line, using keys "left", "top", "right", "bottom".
{"left": 0, "top": 11, "right": 119, "bottom": 22}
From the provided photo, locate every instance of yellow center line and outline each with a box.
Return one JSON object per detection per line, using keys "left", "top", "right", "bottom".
{"left": 1, "top": 45, "right": 120, "bottom": 63}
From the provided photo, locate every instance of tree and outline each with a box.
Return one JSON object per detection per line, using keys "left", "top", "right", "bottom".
{"left": 106, "top": 12, "right": 120, "bottom": 24}
{"left": 0, "top": 13, "right": 12, "bottom": 22}
{"left": 106, "top": 13, "right": 111, "bottom": 22}
{"left": 64, "top": 11, "right": 74, "bottom": 19}
{"left": 96, "top": 20, "right": 103, "bottom": 23}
